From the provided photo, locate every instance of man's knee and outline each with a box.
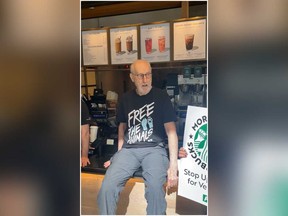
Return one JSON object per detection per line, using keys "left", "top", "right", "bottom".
{"left": 98, "top": 181, "right": 116, "bottom": 200}
{"left": 145, "top": 177, "right": 166, "bottom": 192}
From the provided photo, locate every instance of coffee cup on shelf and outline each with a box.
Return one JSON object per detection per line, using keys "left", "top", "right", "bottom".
{"left": 89, "top": 126, "right": 98, "bottom": 143}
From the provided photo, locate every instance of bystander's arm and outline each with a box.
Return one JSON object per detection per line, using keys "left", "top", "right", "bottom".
{"left": 81, "top": 124, "right": 90, "bottom": 167}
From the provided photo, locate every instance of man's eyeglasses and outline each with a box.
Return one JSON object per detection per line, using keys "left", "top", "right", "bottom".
{"left": 132, "top": 73, "right": 152, "bottom": 79}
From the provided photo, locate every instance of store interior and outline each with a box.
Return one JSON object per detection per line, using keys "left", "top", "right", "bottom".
{"left": 81, "top": 1, "right": 207, "bottom": 215}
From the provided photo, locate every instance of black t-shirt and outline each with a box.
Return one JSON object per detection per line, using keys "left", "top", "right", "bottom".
{"left": 116, "top": 87, "right": 177, "bottom": 148}
{"left": 81, "top": 100, "right": 91, "bottom": 125}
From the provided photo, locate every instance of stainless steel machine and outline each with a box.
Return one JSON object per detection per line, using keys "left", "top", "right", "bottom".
{"left": 166, "top": 66, "right": 207, "bottom": 139}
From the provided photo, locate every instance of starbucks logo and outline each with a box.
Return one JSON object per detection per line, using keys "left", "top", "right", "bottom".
{"left": 194, "top": 124, "right": 208, "bottom": 163}
{"left": 187, "top": 121, "right": 208, "bottom": 170}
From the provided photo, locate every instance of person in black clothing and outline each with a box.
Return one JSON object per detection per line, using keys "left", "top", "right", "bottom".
{"left": 81, "top": 99, "right": 91, "bottom": 167}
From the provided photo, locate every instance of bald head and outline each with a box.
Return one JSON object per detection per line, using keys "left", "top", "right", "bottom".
{"left": 130, "top": 59, "right": 151, "bottom": 74}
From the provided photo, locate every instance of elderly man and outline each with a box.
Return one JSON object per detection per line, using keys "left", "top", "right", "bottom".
{"left": 97, "top": 59, "right": 178, "bottom": 215}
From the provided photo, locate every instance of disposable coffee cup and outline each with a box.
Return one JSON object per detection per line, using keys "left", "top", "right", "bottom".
{"left": 185, "top": 34, "right": 194, "bottom": 50}
{"left": 90, "top": 126, "right": 98, "bottom": 143}
{"left": 115, "top": 37, "right": 121, "bottom": 53}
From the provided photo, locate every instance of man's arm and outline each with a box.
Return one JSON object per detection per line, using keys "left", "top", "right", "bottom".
{"left": 118, "top": 122, "right": 127, "bottom": 150}
{"left": 81, "top": 124, "right": 90, "bottom": 167}
{"left": 164, "top": 121, "right": 178, "bottom": 189}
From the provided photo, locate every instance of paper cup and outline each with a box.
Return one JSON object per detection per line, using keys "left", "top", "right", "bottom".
{"left": 90, "top": 126, "right": 98, "bottom": 143}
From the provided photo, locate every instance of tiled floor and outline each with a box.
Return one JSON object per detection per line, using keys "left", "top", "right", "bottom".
{"left": 81, "top": 172, "right": 178, "bottom": 215}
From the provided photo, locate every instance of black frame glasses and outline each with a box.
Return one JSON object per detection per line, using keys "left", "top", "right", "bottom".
{"left": 132, "top": 73, "right": 152, "bottom": 79}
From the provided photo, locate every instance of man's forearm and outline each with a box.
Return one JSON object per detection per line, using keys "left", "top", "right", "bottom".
{"left": 164, "top": 122, "right": 178, "bottom": 167}
{"left": 81, "top": 124, "right": 90, "bottom": 157}
{"left": 118, "top": 138, "right": 124, "bottom": 150}
{"left": 118, "top": 123, "right": 126, "bottom": 151}
{"left": 165, "top": 122, "right": 179, "bottom": 188}
{"left": 81, "top": 143, "right": 89, "bottom": 157}
{"left": 168, "top": 133, "right": 178, "bottom": 167}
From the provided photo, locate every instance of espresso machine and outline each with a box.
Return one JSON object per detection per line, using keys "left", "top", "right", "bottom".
{"left": 176, "top": 66, "right": 206, "bottom": 107}
{"left": 174, "top": 66, "right": 207, "bottom": 138}
{"left": 88, "top": 88, "right": 108, "bottom": 122}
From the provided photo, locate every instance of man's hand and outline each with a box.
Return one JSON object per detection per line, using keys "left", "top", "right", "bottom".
{"left": 81, "top": 157, "right": 90, "bottom": 167}
{"left": 166, "top": 163, "right": 178, "bottom": 189}
{"left": 179, "top": 147, "right": 188, "bottom": 158}
{"left": 104, "top": 160, "right": 111, "bottom": 168}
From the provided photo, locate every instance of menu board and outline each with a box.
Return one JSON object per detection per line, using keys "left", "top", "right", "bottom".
{"left": 173, "top": 19, "right": 206, "bottom": 61}
{"left": 110, "top": 26, "right": 138, "bottom": 65}
{"left": 81, "top": 29, "right": 108, "bottom": 65}
{"left": 140, "top": 23, "right": 170, "bottom": 63}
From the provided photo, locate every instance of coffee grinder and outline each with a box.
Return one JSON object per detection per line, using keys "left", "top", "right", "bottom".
{"left": 177, "top": 66, "right": 206, "bottom": 108}
{"left": 191, "top": 66, "right": 207, "bottom": 107}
